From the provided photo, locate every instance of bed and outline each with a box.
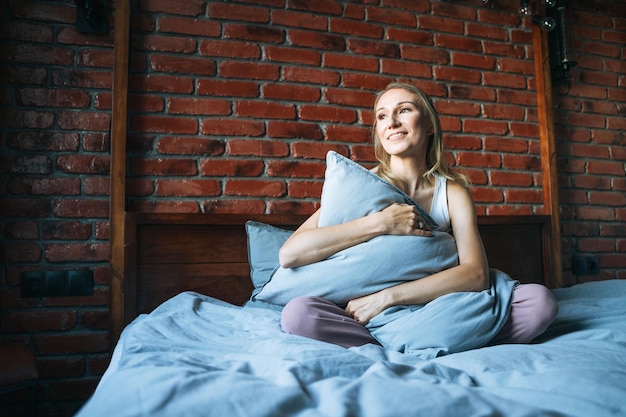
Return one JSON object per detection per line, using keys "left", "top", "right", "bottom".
{"left": 77, "top": 208, "right": 626, "bottom": 417}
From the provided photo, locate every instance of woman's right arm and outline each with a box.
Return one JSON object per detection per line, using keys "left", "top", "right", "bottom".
{"left": 278, "top": 204, "right": 432, "bottom": 268}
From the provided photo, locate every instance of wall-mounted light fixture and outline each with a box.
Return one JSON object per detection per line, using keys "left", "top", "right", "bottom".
{"left": 76, "top": 0, "right": 108, "bottom": 34}
{"left": 522, "top": 0, "right": 577, "bottom": 83}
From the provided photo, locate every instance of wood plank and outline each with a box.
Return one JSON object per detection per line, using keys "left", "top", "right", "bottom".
{"left": 533, "top": 6, "right": 563, "bottom": 288}
{"left": 109, "top": 0, "right": 130, "bottom": 347}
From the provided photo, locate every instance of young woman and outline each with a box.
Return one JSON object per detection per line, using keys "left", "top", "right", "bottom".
{"left": 279, "top": 82, "right": 558, "bottom": 349}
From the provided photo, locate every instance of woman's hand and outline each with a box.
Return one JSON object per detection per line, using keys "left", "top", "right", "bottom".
{"left": 379, "top": 203, "right": 432, "bottom": 237}
{"left": 345, "top": 290, "right": 391, "bottom": 324}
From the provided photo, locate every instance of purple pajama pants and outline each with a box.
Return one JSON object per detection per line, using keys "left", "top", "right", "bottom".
{"left": 281, "top": 283, "right": 559, "bottom": 348}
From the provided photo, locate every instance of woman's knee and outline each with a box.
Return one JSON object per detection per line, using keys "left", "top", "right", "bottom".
{"left": 281, "top": 296, "right": 317, "bottom": 334}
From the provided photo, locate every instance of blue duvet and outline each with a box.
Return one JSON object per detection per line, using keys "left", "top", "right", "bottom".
{"left": 76, "top": 279, "right": 626, "bottom": 417}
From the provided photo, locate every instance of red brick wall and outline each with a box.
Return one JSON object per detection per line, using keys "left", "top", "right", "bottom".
{"left": 0, "top": 0, "right": 624, "bottom": 415}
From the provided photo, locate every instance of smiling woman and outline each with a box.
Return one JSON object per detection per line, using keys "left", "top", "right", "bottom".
{"left": 279, "top": 82, "right": 558, "bottom": 351}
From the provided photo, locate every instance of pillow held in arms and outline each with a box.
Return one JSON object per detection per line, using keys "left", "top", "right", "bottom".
{"left": 245, "top": 221, "right": 293, "bottom": 295}
{"left": 252, "top": 151, "right": 459, "bottom": 307}
{"left": 251, "top": 151, "right": 517, "bottom": 354}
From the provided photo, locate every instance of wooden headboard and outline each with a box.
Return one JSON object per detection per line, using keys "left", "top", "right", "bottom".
{"left": 120, "top": 213, "right": 554, "bottom": 328}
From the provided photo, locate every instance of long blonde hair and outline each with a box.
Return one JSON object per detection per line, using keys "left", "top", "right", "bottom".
{"left": 371, "top": 82, "right": 468, "bottom": 191}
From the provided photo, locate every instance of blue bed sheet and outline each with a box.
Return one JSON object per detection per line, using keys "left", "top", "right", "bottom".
{"left": 76, "top": 280, "right": 626, "bottom": 417}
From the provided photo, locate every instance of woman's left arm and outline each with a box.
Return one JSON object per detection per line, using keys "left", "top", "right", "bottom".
{"left": 346, "top": 181, "right": 490, "bottom": 324}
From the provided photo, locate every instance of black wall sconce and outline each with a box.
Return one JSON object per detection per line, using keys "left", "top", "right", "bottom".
{"left": 76, "top": 0, "right": 108, "bottom": 34}
{"left": 521, "top": 0, "right": 577, "bottom": 83}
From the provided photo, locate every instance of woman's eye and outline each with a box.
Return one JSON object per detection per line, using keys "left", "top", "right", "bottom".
{"left": 377, "top": 114, "right": 387, "bottom": 120}
{"left": 399, "top": 107, "right": 411, "bottom": 113}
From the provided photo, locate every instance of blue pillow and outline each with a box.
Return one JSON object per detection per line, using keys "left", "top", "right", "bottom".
{"left": 252, "top": 151, "right": 459, "bottom": 307}
{"left": 245, "top": 221, "right": 293, "bottom": 293}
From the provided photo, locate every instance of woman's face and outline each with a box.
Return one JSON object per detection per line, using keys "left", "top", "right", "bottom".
{"left": 374, "top": 88, "right": 432, "bottom": 159}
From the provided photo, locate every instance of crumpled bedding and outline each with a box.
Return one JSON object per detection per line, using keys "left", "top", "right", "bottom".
{"left": 76, "top": 279, "right": 626, "bottom": 417}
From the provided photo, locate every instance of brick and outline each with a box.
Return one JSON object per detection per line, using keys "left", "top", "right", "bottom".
{"left": 268, "top": 199, "right": 319, "bottom": 215}
{"left": 38, "top": 356, "right": 85, "bottom": 379}
{"left": 386, "top": 28, "right": 432, "bottom": 45}
{"left": 483, "top": 72, "right": 527, "bottom": 89}
{"left": 34, "top": 332, "right": 109, "bottom": 355}
{"left": 266, "top": 160, "right": 326, "bottom": 178}
{"left": 282, "top": 66, "right": 340, "bottom": 85}
{"left": 200, "top": 118, "right": 265, "bottom": 136}
{"left": 45, "top": 243, "right": 109, "bottom": 262}
{"left": 289, "top": 0, "right": 343, "bottom": 15}
{"left": 167, "top": 97, "right": 231, "bottom": 115}
{"left": 445, "top": 134, "right": 482, "bottom": 151}
{"left": 199, "top": 39, "right": 261, "bottom": 59}
{"left": 299, "top": 105, "right": 357, "bottom": 123}
{"left": 219, "top": 61, "right": 279, "bottom": 80}
{"left": 262, "top": 83, "right": 321, "bottom": 102}
{"left": 288, "top": 180, "right": 324, "bottom": 199}
{"left": 150, "top": 55, "right": 216, "bottom": 76}
{"left": 1, "top": 109, "right": 54, "bottom": 128}
{"left": 80, "top": 310, "right": 109, "bottom": 330}
{"left": 7, "top": 44, "right": 74, "bottom": 66}
{"left": 1, "top": 65, "right": 47, "bottom": 85}
{"left": 130, "top": 115, "right": 198, "bottom": 134}
{"left": 130, "top": 157, "right": 198, "bottom": 176}
{"left": 267, "top": 121, "right": 324, "bottom": 140}
{"left": 224, "top": 179, "right": 286, "bottom": 197}
{"left": 57, "top": 111, "right": 111, "bottom": 131}
{"left": 2, "top": 310, "right": 77, "bottom": 332}
{"left": 7, "top": 177, "right": 80, "bottom": 195}
{"left": 53, "top": 199, "right": 109, "bottom": 219}
{"left": 128, "top": 74, "right": 194, "bottom": 94}
{"left": 466, "top": 22, "right": 508, "bottom": 41}
{"left": 209, "top": 3, "right": 270, "bottom": 23}
{"left": 265, "top": 46, "right": 321, "bottom": 66}
{"left": 139, "top": 0, "right": 206, "bottom": 16}
{"left": 3, "top": 21, "right": 54, "bottom": 43}
{"left": 502, "top": 154, "right": 541, "bottom": 171}
{"left": 449, "top": 85, "right": 496, "bottom": 101}
{"left": 235, "top": 100, "right": 295, "bottom": 119}
{"left": 226, "top": 139, "right": 289, "bottom": 157}
{"left": 456, "top": 152, "right": 501, "bottom": 168}
{"left": 342, "top": 73, "right": 394, "bottom": 91}
{"left": 88, "top": 176, "right": 115, "bottom": 200}
{"left": 380, "top": 59, "right": 431, "bottom": 78}
{"left": 43, "top": 221, "right": 92, "bottom": 240}
{"left": 134, "top": 34, "right": 196, "bottom": 53}
{"left": 436, "top": 100, "right": 480, "bottom": 117}
{"left": 434, "top": 66, "right": 482, "bottom": 84}
{"left": 202, "top": 199, "right": 266, "bottom": 214}
{"left": 224, "top": 23, "right": 284, "bottom": 43}
{"left": 76, "top": 48, "right": 115, "bottom": 68}
{"left": 483, "top": 136, "right": 529, "bottom": 153}
{"left": 330, "top": 18, "right": 383, "bottom": 39}
{"left": 402, "top": 45, "right": 450, "bottom": 64}
{"left": 57, "top": 155, "right": 110, "bottom": 174}
{"left": 2, "top": 242, "right": 42, "bottom": 263}
{"left": 419, "top": 16, "right": 464, "bottom": 34}
{"left": 367, "top": 2, "right": 414, "bottom": 28}
{"left": 589, "top": 191, "right": 626, "bottom": 207}
{"left": 290, "top": 29, "right": 346, "bottom": 51}
{"left": 324, "top": 88, "right": 375, "bottom": 108}
{"left": 8, "top": 155, "right": 52, "bottom": 174}
{"left": 52, "top": 68, "right": 112, "bottom": 89}
{"left": 290, "top": 142, "right": 349, "bottom": 160}
{"left": 17, "top": 88, "right": 90, "bottom": 108}
{"left": 434, "top": 34, "right": 482, "bottom": 52}
{"left": 156, "top": 137, "right": 225, "bottom": 155}
{"left": 129, "top": 200, "right": 200, "bottom": 213}
{"left": 378, "top": 0, "right": 429, "bottom": 14}
{"left": 509, "top": 122, "right": 539, "bottom": 137}
{"left": 158, "top": 17, "right": 220, "bottom": 37}
{"left": 128, "top": 94, "right": 165, "bottom": 112}
{"left": 197, "top": 79, "right": 259, "bottom": 98}
{"left": 470, "top": 187, "right": 504, "bottom": 203}
{"left": 271, "top": 10, "right": 328, "bottom": 31}
{"left": 199, "top": 159, "right": 264, "bottom": 177}
{"left": 325, "top": 125, "right": 370, "bottom": 143}
{"left": 462, "top": 119, "right": 509, "bottom": 135}
{"left": 578, "top": 238, "right": 616, "bottom": 252}
{"left": 155, "top": 179, "right": 221, "bottom": 197}
{"left": 82, "top": 133, "right": 110, "bottom": 152}
{"left": 587, "top": 160, "right": 625, "bottom": 176}
{"left": 0, "top": 198, "right": 50, "bottom": 217}
{"left": 5, "top": 220, "right": 39, "bottom": 239}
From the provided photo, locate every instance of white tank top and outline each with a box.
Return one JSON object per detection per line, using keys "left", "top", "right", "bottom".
{"left": 429, "top": 174, "right": 451, "bottom": 233}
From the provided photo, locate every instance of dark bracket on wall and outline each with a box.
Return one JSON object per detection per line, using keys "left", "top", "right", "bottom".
{"left": 545, "top": 0, "right": 577, "bottom": 83}
{"left": 76, "top": 0, "right": 108, "bottom": 34}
